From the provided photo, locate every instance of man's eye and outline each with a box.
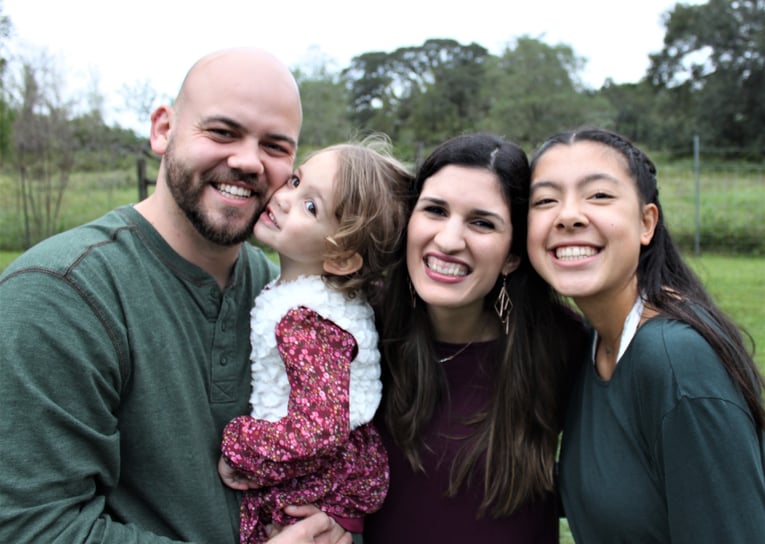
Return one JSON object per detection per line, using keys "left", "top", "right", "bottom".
{"left": 208, "top": 127, "right": 235, "bottom": 139}
{"left": 305, "top": 200, "right": 317, "bottom": 216}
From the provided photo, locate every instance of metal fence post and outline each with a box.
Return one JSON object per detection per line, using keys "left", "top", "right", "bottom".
{"left": 693, "top": 135, "right": 700, "bottom": 257}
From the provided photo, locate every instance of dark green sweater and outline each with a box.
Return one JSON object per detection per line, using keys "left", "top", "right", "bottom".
{"left": 0, "top": 206, "right": 278, "bottom": 543}
{"left": 560, "top": 318, "right": 765, "bottom": 543}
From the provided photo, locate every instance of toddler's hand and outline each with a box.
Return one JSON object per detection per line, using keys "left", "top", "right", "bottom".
{"left": 217, "top": 455, "right": 252, "bottom": 491}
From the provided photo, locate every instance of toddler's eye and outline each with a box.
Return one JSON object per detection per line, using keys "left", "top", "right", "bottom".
{"left": 289, "top": 175, "right": 300, "bottom": 188}
{"left": 423, "top": 204, "right": 447, "bottom": 216}
{"left": 305, "top": 200, "right": 317, "bottom": 216}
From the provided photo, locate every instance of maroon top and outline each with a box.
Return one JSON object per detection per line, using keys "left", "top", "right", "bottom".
{"left": 364, "top": 341, "right": 558, "bottom": 543}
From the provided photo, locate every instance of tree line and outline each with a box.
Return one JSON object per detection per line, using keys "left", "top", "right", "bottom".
{"left": 2, "top": 0, "right": 763, "bottom": 164}
{"left": 0, "top": 0, "right": 763, "bottom": 247}
{"left": 297, "top": 0, "right": 764, "bottom": 161}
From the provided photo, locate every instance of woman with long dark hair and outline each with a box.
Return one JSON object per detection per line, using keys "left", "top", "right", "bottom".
{"left": 364, "top": 133, "right": 586, "bottom": 542}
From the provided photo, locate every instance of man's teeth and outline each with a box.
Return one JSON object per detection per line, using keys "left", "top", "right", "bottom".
{"left": 426, "top": 257, "right": 468, "bottom": 277}
{"left": 555, "top": 246, "right": 597, "bottom": 260}
{"left": 217, "top": 183, "right": 252, "bottom": 198}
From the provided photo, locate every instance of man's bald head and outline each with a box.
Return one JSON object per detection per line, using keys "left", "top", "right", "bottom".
{"left": 174, "top": 47, "right": 302, "bottom": 124}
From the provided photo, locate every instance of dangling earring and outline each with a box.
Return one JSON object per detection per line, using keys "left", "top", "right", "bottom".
{"left": 494, "top": 274, "right": 512, "bottom": 335}
{"left": 408, "top": 277, "right": 417, "bottom": 309}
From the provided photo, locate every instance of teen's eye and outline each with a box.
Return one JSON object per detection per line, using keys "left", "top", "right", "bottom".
{"left": 304, "top": 200, "right": 317, "bottom": 216}
{"left": 591, "top": 191, "right": 614, "bottom": 200}
{"left": 289, "top": 175, "right": 300, "bottom": 188}
{"left": 531, "top": 196, "right": 556, "bottom": 207}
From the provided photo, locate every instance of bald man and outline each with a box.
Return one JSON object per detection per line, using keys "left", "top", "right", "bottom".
{"left": 0, "top": 47, "right": 349, "bottom": 544}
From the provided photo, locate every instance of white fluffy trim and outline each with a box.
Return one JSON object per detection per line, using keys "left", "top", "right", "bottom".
{"left": 248, "top": 275, "right": 381, "bottom": 429}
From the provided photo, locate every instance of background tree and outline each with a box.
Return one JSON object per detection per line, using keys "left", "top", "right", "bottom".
{"left": 11, "top": 52, "right": 76, "bottom": 248}
{"left": 293, "top": 50, "right": 353, "bottom": 149}
{"left": 343, "top": 51, "right": 398, "bottom": 137}
{"left": 392, "top": 39, "right": 489, "bottom": 147}
{"left": 480, "top": 36, "right": 613, "bottom": 148}
{"left": 119, "top": 77, "right": 160, "bottom": 132}
{"left": 0, "top": 2, "right": 13, "bottom": 164}
{"left": 344, "top": 39, "right": 490, "bottom": 155}
{"left": 648, "top": 0, "right": 765, "bottom": 152}
{"left": 596, "top": 79, "right": 693, "bottom": 151}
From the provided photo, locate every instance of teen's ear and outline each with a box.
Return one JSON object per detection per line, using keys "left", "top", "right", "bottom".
{"left": 149, "top": 105, "right": 173, "bottom": 156}
{"left": 323, "top": 252, "right": 363, "bottom": 276}
{"left": 640, "top": 203, "right": 659, "bottom": 246}
{"left": 501, "top": 254, "right": 521, "bottom": 276}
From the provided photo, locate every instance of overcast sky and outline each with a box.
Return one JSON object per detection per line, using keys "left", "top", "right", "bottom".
{"left": 5, "top": 0, "right": 696, "bottom": 134}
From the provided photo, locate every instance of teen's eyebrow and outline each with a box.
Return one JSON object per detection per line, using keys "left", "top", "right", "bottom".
{"left": 530, "top": 173, "right": 621, "bottom": 194}
{"left": 529, "top": 179, "right": 560, "bottom": 194}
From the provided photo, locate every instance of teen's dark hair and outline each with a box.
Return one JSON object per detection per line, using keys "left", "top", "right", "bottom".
{"left": 378, "top": 132, "right": 587, "bottom": 517}
{"left": 531, "top": 127, "right": 765, "bottom": 430}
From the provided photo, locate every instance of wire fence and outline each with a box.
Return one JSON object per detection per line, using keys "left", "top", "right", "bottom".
{"left": 1, "top": 140, "right": 764, "bottom": 254}
{"left": 659, "top": 137, "right": 765, "bottom": 256}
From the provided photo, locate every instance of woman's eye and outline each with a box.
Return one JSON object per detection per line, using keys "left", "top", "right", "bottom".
{"left": 289, "top": 175, "right": 300, "bottom": 188}
{"left": 423, "top": 205, "right": 447, "bottom": 216}
{"left": 305, "top": 200, "right": 317, "bottom": 216}
{"left": 472, "top": 219, "right": 494, "bottom": 230}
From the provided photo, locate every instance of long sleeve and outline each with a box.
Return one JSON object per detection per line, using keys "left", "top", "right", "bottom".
{"left": 221, "top": 306, "right": 355, "bottom": 485}
{"left": 1, "top": 207, "right": 275, "bottom": 544}
{"left": 221, "top": 303, "right": 389, "bottom": 543}
{"left": 659, "top": 391, "right": 765, "bottom": 542}
{"left": 0, "top": 269, "right": 181, "bottom": 544}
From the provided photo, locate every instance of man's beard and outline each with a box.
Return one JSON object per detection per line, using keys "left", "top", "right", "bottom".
{"left": 164, "top": 142, "right": 262, "bottom": 246}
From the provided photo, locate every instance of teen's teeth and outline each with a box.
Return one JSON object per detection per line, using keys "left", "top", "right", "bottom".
{"left": 555, "top": 246, "right": 597, "bottom": 260}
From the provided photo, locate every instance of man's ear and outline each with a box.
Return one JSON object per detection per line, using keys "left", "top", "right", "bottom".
{"left": 501, "top": 254, "right": 521, "bottom": 276}
{"left": 149, "top": 105, "right": 172, "bottom": 156}
{"left": 323, "top": 252, "right": 363, "bottom": 276}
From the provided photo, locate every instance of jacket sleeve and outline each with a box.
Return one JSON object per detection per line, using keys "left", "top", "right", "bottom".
{"left": 0, "top": 270, "right": 182, "bottom": 544}
{"left": 221, "top": 306, "right": 356, "bottom": 486}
